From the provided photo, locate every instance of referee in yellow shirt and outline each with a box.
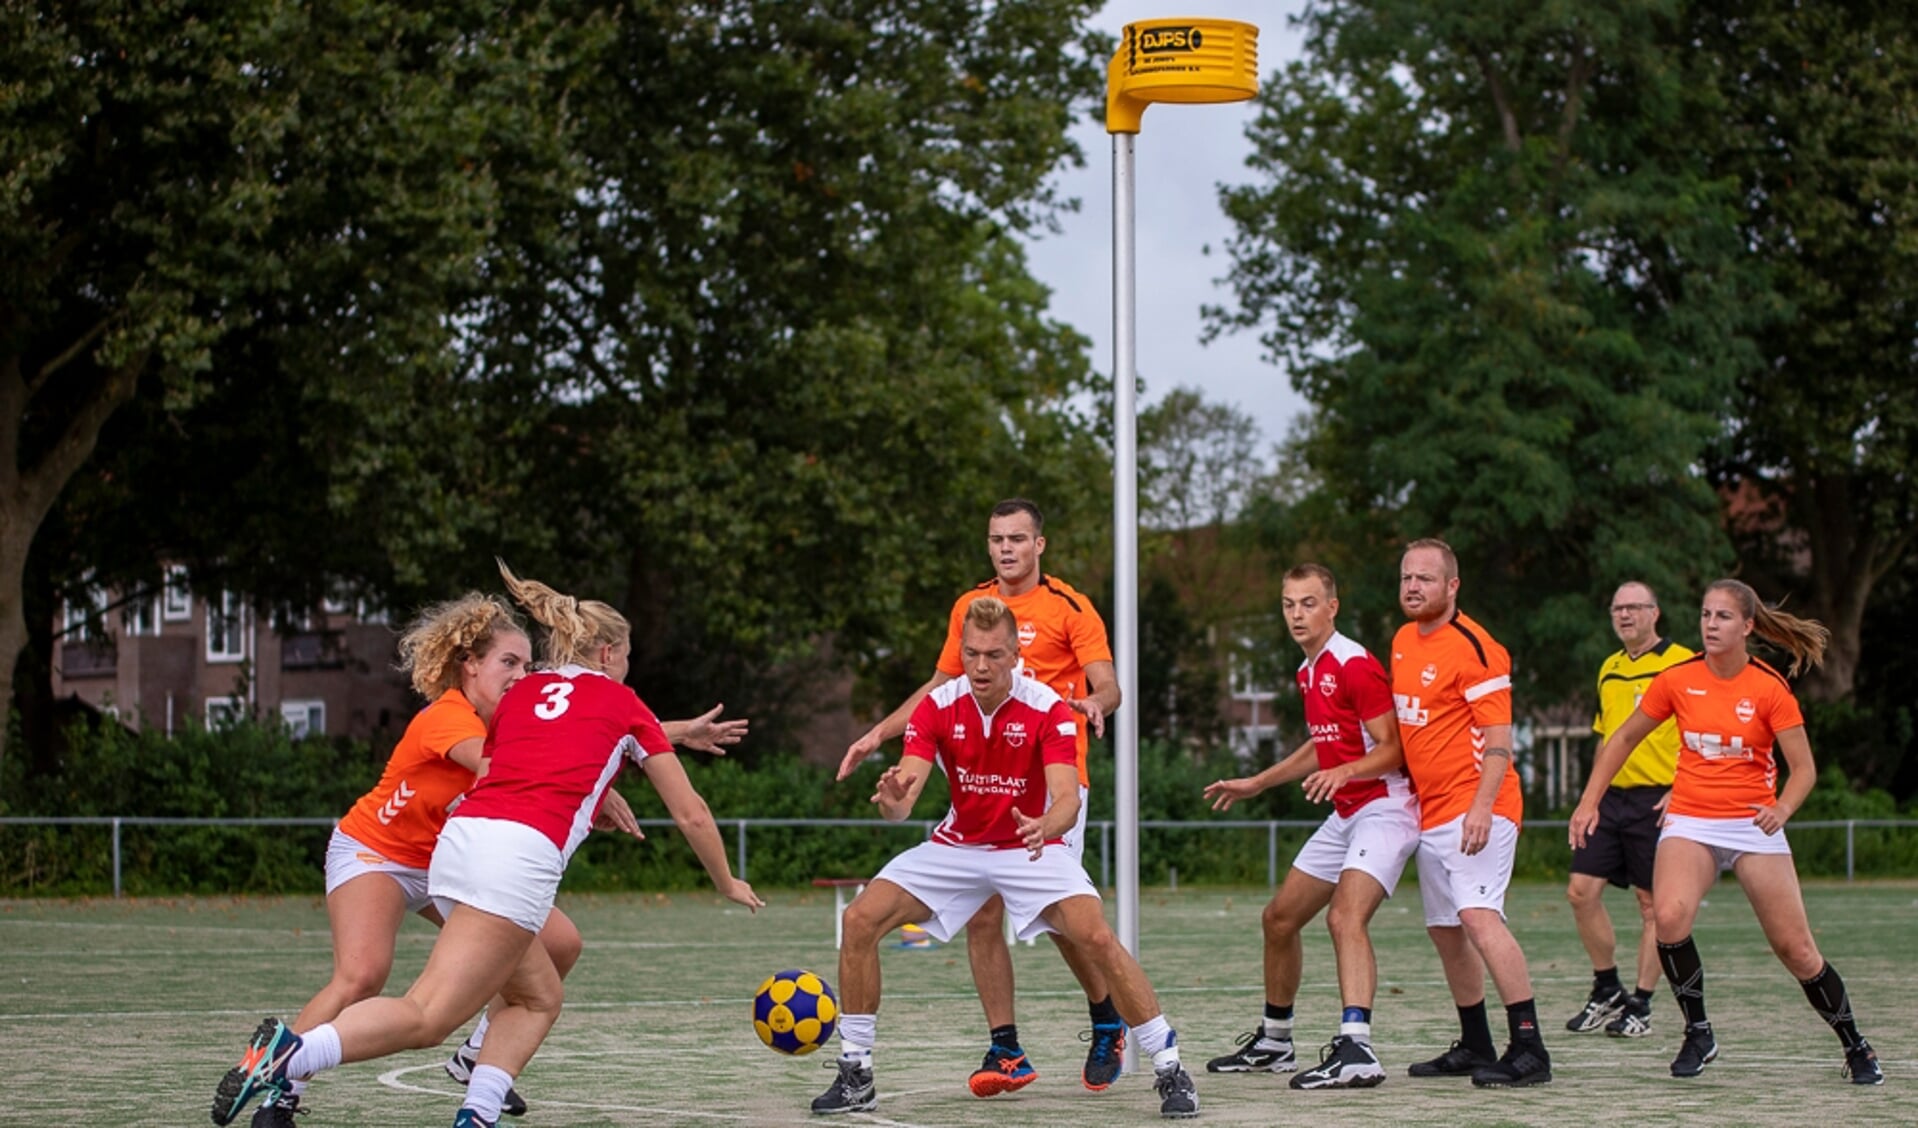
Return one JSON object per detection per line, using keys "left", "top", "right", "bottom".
{"left": 1563, "top": 581, "right": 1693, "bottom": 1038}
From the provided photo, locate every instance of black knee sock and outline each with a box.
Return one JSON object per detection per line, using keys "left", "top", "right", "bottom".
{"left": 1505, "top": 998, "right": 1543, "bottom": 1046}
{"left": 1088, "top": 995, "right": 1121, "bottom": 1026}
{"left": 1458, "top": 1001, "right": 1497, "bottom": 1059}
{"left": 1799, "top": 962, "right": 1866, "bottom": 1051}
{"left": 1658, "top": 936, "right": 1710, "bottom": 1030}
{"left": 991, "top": 1024, "right": 1020, "bottom": 1051}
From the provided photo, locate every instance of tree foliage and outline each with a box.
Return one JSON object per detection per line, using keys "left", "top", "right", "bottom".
{"left": 1213, "top": 0, "right": 1763, "bottom": 702}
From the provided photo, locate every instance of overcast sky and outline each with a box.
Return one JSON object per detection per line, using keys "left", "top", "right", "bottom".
{"left": 1022, "top": 0, "right": 1311, "bottom": 455}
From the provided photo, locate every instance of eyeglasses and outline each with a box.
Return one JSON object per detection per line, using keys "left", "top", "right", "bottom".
{"left": 1610, "top": 603, "right": 1656, "bottom": 615}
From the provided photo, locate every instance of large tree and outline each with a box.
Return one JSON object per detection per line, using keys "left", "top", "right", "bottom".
{"left": 1213, "top": 0, "right": 1761, "bottom": 702}
{"left": 2, "top": 1, "right": 599, "bottom": 770}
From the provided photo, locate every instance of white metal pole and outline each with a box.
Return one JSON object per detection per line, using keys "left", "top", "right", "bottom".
{"left": 1112, "top": 132, "right": 1140, "bottom": 971}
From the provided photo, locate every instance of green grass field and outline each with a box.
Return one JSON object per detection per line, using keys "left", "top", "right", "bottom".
{"left": 3, "top": 879, "right": 1913, "bottom": 1126}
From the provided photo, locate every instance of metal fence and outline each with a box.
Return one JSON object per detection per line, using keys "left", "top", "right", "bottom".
{"left": 4, "top": 815, "right": 1915, "bottom": 898}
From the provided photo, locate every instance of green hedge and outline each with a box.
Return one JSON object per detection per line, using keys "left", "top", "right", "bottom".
{"left": 4, "top": 719, "right": 1914, "bottom": 895}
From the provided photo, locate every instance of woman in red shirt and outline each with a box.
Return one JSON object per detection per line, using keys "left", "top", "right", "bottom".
{"left": 1571, "top": 579, "right": 1880, "bottom": 1086}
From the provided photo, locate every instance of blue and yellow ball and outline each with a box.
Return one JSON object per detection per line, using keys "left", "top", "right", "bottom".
{"left": 753, "top": 969, "right": 838, "bottom": 1055}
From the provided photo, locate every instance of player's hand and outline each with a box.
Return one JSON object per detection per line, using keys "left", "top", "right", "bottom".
{"left": 1302, "top": 766, "right": 1352, "bottom": 805}
{"left": 1068, "top": 696, "right": 1107, "bottom": 738}
{"left": 674, "top": 704, "right": 748, "bottom": 755}
{"left": 1748, "top": 802, "right": 1788, "bottom": 835}
{"left": 1567, "top": 801, "right": 1599, "bottom": 849}
{"left": 723, "top": 878, "right": 766, "bottom": 913}
{"left": 1460, "top": 806, "right": 1492, "bottom": 856}
{"left": 839, "top": 728, "right": 884, "bottom": 781}
{"left": 594, "top": 788, "right": 645, "bottom": 839}
{"left": 1012, "top": 809, "right": 1048, "bottom": 860}
{"left": 871, "top": 765, "right": 913, "bottom": 807}
{"left": 1202, "top": 777, "right": 1260, "bottom": 811}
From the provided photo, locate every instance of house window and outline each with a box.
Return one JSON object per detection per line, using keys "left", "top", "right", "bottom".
{"left": 205, "top": 695, "right": 246, "bottom": 727}
{"left": 162, "top": 565, "right": 192, "bottom": 621}
{"left": 124, "top": 596, "right": 158, "bottom": 637}
{"left": 206, "top": 592, "right": 249, "bottom": 663}
{"left": 280, "top": 699, "right": 326, "bottom": 738}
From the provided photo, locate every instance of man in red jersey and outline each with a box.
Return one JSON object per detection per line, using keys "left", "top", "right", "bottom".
{"left": 1201, "top": 563, "right": 1414, "bottom": 1089}
{"left": 1392, "top": 538, "right": 1551, "bottom": 1088}
{"left": 840, "top": 498, "right": 1127, "bottom": 1092}
{"left": 813, "top": 598, "right": 1198, "bottom": 1120}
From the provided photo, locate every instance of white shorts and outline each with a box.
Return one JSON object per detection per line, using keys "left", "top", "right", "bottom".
{"left": 1058, "top": 784, "right": 1091, "bottom": 861}
{"left": 1415, "top": 813, "right": 1519, "bottom": 926}
{"left": 1661, "top": 813, "right": 1792, "bottom": 868}
{"left": 873, "top": 840, "right": 1100, "bottom": 943}
{"left": 427, "top": 817, "right": 564, "bottom": 934}
{"left": 1291, "top": 794, "right": 1420, "bottom": 898}
{"left": 323, "top": 828, "right": 434, "bottom": 913}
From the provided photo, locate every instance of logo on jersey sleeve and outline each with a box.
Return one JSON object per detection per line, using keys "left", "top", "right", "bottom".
{"left": 1395, "top": 693, "right": 1430, "bottom": 727}
{"left": 1319, "top": 671, "right": 1338, "bottom": 697}
{"left": 1004, "top": 721, "right": 1028, "bottom": 748}
{"left": 1735, "top": 698, "right": 1756, "bottom": 723}
{"left": 1420, "top": 663, "right": 1438, "bottom": 687}
{"left": 904, "top": 722, "right": 917, "bottom": 742}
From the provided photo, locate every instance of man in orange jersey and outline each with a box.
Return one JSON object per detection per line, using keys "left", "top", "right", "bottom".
{"left": 840, "top": 498, "right": 1125, "bottom": 1096}
{"left": 1392, "top": 538, "right": 1551, "bottom": 1088}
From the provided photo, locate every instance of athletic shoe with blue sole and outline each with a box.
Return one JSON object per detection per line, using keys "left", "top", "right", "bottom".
{"left": 211, "top": 1017, "right": 302, "bottom": 1126}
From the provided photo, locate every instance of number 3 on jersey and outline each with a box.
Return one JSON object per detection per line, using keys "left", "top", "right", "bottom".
{"left": 534, "top": 682, "right": 574, "bottom": 720}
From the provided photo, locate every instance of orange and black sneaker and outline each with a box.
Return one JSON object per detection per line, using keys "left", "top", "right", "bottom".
{"left": 969, "top": 1044, "right": 1038, "bottom": 1097}
{"left": 212, "top": 1017, "right": 302, "bottom": 1125}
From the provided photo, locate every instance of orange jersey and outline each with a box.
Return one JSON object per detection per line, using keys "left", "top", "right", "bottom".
{"left": 937, "top": 575, "right": 1112, "bottom": 786}
{"left": 1637, "top": 655, "right": 1803, "bottom": 819}
{"left": 1391, "top": 611, "right": 1522, "bottom": 830}
{"left": 336, "top": 689, "right": 485, "bottom": 868}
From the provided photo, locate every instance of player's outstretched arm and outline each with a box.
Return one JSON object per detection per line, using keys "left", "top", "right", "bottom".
{"left": 839, "top": 671, "right": 956, "bottom": 780}
{"left": 662, "top": 704, "right": 748, "bottom": 755}
{"left": 1569, "top": 708, "right": 1659, "bottom": 847}
{"left": 1205, "top": 738, "right": 1317, "bottom": 811}
{"left": 593, "top": 786, "right": 646, "bottom": 839}
{"left": 641, "top": 751, "right": 764, "bottom": 912}
{"left": 871, "top": 759, "right": 933, "bottom": 822}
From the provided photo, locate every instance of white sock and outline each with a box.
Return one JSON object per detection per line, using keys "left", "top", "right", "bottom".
{"left": 1341, "top": 1019, "right": 1373, "bottom": 1042}
{"left": 464, "top": 1064, "right": 513, "bottom": 1123}
{"left": 1135, "top": 1014, "right": 1176, "bottom": 1063}
{"left": 1261, "top": 1016, "right": 1294, "bottom": 1043}
{"left": 285, "top": 1022, "right": 342, "bottom": 1080}
{"left": 285, "top": 1078, "right": 308, "bottom": 1098}
{"left": 837, "top": 1013, "right": 877, "bottom": 1068}
{"left": 467, "top": 1012, "right": 490, "bottom": 1050}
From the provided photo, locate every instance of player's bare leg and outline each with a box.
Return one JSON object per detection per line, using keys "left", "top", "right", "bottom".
{"left": 1650, "top": 838, "right": 1720, "bottom": 1077}
{"left": 814, "top": 880, "right": 931, "bottom": 1114}
{"left": 1206, "top": 868, "right": 1330, "bottom": 1074}
{"left": 1565, "top": 873, "right": 1630, "bottom": 1032}
{"left": 964, "top": 895, "right": 1038, "bottom": 1097}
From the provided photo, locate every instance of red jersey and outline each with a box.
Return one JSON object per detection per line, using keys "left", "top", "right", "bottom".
{"left": 936, "top": 575, "right": 1111, "bottom": 785}
{"left": 1638, "top": 655, "right": 1804, "bottom": 819}
{"left": 903, "top": 675, "right": 1080, "bottom": 850}
{"left": 1391, "top": 611, "right": 1522, "bottom": 830}
{"left": 451, "top": 666, "right": 673, "bottom": 862}
{"left": 1299, "top": 632, "right": 1411, "bottom": 819}
{"left": 337, "top": 689, "right": 484, "bottom": 868}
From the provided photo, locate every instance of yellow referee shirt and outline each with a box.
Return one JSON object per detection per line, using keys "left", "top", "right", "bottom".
{"left": 1592, "top": 638, "right": 1694, "bottom": 789}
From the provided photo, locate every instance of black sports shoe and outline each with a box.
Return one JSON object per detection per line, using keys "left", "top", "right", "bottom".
{"left": 1204, "top": 1029, "right": 1296, "bottom": 1073}
{"left": 811, "top": 1059, "right": 877, "bottom": 1115}
{"left": 1605, "top": 995, "right": 1653, "bottom": 1038}
{"left": 1290, "top": 1036, "right": 1386, "bottom": 1090}
{"left": 1670, "top": 1025, "right": 1718, "bottom": 1078}
{"left": 249, "top": 1091, "right": 303, "bottom": 1127}
{"left": 1407, "top": 1040, "right": 1495, "bottom": 1078}
{"left": 445, "top": 1043, "right": 527, "bottom": 1116}
{"left": 1565, "top": 985, "right": 1628, "bottom": 1033}
{"left": 1081, "top": 1021, "right": 1127, "bottom": 1090}
{"left": 1844, "top": 1041, "right": 1885, "bottom": 1086}
{"left": 1154, "top": 1063, "right": 1200, "bottom": 1118}
{"left": 1470, "top": 1041, "right": 1553, "bottom": 1088}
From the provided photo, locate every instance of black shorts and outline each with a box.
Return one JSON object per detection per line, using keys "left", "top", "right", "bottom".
{"left": 1569, "top": 785, "right": 1668, "bottom": 892}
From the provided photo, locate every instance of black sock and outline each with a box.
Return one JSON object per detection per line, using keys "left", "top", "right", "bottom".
{"left": 1658, "top": 936, "right": 1710, "bottom": 1030}
{"left": 1264, "top": 1002, "right": 1294, "bottom": 1022}
{"left": 1799, "top": 962, "right": 1866, "bottom": 1051}
{"left": 1458, "top": 1000, "right": 1497, "bottom": 1059}
{"left": 1632, "top": 987, "right": 1655, "bottom": 1005}
{"left": 990, "top": 1024, "right": 1020, "bottom": 1051}
{"left": 1088, "top": 995, "right": 1121, "bottom": 1027}
{"left": 1505, "top": 998, "right": 1543, "bottom": 1046}
{"left": 1593, "top": 965, "right": 1622, "bottom": 994}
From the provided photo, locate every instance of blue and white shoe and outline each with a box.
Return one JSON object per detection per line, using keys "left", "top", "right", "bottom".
{"left": 211, "top": 1018, "right": 302, "bottom": 1125}
{"left": 453, "top": 1109, "right": 497, "bottom": 1128}
{"left": 1082, "top": 1021, "right": 1128, "bottom": 1090}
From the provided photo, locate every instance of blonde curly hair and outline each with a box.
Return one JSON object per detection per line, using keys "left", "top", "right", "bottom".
{"left": 496, "top": 559, "right": 629, "bottom": 670}
{"left": 395, "top": 592, "right": 527, "bottom": 699}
